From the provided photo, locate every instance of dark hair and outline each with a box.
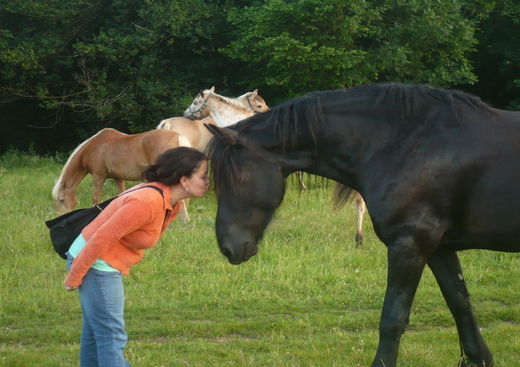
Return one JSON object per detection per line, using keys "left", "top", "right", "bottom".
{"left": 143, "top": 147, "right": 207, "bottom": 185}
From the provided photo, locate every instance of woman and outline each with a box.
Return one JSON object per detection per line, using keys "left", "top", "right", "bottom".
{"left": 64, "top": 147, "right": 209, "bottom": 367}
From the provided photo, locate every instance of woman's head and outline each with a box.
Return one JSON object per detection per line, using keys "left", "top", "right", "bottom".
{"left": 143, "top": 148, "right": 208, "bottom": 196}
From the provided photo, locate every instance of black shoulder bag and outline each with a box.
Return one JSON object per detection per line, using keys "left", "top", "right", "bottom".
{"left": 45, "top": 185, "right": 164, "bottom": 259}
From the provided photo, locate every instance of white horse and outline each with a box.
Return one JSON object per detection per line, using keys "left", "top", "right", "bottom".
{"left": 183, "top": 87, "right": 269, "bottom": 126}
{"left": 158, "top": 88, "right": 269, "bottom": 152}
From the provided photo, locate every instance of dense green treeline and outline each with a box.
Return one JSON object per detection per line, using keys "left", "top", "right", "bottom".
{"left": 0, "top": 0, "right": 518, "bottom": 154}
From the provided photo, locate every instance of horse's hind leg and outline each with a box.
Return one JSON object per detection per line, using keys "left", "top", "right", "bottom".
{"left": 427, "top": 250, "right": 493, "bottom": 367}
{"left": 91, "top": 174, "right": 105, "bottom": 205}
{"left": 180, "top": 199, "right": 190, "bottom": 223}
{"left": 297, "top": 171, "right": 307, "bottom": 190}
{"left": 354, "top": 193, "right": 366, "bottom": 246}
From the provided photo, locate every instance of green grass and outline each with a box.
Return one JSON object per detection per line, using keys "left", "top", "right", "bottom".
{"left": 0, "top": 151, "right": 519, "bottom": 366}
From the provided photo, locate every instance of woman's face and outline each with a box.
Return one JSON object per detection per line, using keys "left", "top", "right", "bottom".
{"left": 183, "top": 160, "right": 210, "bottom": 198}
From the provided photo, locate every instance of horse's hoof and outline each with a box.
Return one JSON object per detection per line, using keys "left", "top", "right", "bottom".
{"left": 457, "top": 355, "right": 493, "bottom": 367}
{"left": 355, "top": 234, "right": 363, "bottom": 246}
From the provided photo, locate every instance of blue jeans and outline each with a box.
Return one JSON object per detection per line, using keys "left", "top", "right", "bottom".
{"left": 67, "top": 254, "right": 131, "bottom": 367}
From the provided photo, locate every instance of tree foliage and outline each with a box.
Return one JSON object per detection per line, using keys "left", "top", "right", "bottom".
{"left": 0, "top": 0, "right": 517, "bottom": 153}
{"left": 224, "top": 0, "right": 480, "bottom": 97}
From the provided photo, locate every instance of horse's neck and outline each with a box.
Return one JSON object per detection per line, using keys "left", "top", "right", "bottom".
{"left": 54, "top": 145, "right": 90, "bottom": 196}
{"left": 207, "top": 99, "right": 253, "bottom": 126}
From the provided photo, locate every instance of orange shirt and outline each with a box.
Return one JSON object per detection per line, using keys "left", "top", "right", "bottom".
{"left": 65, "top": 182, "right": 181, "bottom": 287}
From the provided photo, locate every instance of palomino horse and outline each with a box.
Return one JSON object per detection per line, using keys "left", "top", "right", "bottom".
{"left": 183, "top": 86, "right": 269, "bottom": 126}
{"left": 184, "top": 86, "right": 368, "bottom": 245}
{"left": 205, "top": 83, "right": 520, "bottom": 367}
{"left": 157, "top": 89, "right": 269, "bottom": 152}
{"left": 52, "top": 128, "right": 191, "bottom": 220}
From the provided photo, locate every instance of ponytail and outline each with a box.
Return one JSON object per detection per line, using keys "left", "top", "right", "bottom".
{"left": 142, "top": 147, "right": 207, "bottom": 186}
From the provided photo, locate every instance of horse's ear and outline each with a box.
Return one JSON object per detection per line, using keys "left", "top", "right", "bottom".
{"left": 252, "top": 89, "right": 258, "bottom": 96}
{"left": 204, "top": 124, "right": 241, "bottom": 146}
{"left": 209, "top": 86, "right": 215, "bottom": 93}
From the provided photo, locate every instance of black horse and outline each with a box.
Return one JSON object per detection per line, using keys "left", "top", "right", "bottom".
{"left": 205, "top": 83, "right": 520, "bottom": 367}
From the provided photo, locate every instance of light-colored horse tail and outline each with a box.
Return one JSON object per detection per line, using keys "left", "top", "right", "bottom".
{"left": 178, "top": 135, "right": 191, "bottom": 148}
{"left": 52, "top": 129, "right": 114, "bottom": 206}
{"left": 156, "top": 119, "right": 171, "bottom": 130}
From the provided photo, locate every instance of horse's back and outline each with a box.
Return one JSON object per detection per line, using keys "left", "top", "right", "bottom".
{"left": 81, "top": 128, "right": 128, "bottom": 163}
{"left": 157, "top": 116, "right": 215, "bottom": 151}
{"left": 140, "top": 129, "right": 182, "bottom": 163}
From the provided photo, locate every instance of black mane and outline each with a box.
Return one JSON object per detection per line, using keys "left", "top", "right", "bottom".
{"left": 208, "top": 83, "right": 493, "bottom": 194}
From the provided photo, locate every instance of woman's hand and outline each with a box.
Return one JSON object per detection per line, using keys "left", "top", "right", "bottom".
{"left": 64, "top": 280, "right": 77, "bottom": 291}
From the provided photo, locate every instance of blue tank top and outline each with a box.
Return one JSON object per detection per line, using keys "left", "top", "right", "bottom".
{"left": 68, "top": 234, "right": 119, "bottom": 272}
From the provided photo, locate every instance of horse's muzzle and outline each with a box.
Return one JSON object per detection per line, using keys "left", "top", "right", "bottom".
{"left": 220, "top": 240, "right": 258, "bottom": 265}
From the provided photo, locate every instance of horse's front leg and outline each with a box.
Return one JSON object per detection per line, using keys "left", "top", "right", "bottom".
{"left": 371, "top": 236, "right": 427, "bottom": 367}
{"left": 91, "top": 174, "right": 105, "bottom": 205}
{"left": 296, "top": 171, "right": 307, "bottom": 190}
{"left": 428, "top": 250, "right": 493, "bottom": 367}
{"left": 116, "top": 179, "right": 125, "bottom": 194}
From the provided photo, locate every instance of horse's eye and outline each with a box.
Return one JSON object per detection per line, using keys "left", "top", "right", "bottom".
{"left": 59, "top": 199, "right": 65, "bottom": 203}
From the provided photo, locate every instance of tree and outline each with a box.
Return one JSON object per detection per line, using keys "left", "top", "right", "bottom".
{"left": 0, "top": 0, "right": 234, "bottom": 153}
{"left": 466, "top": 0, "right": 520, "bottom": 109}
{"left": 223, "top": 0, "right": 482, "bottom": 100}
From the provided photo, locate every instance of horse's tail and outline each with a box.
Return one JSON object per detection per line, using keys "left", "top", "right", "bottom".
{"left": 178, "top": 135, "right": 191, "bottom": 148}
{"left": 157, "top": 118, "right": 171, "bottom": 129}
{"left": 333, "top": 183, "right": 354, "bottom": 211}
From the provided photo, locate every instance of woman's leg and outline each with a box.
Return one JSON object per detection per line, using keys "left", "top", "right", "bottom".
{"left": 78, "top": 268, "right": 130, "bottom": 367}
{"left": 67, "top": 253, "right": 98, "bottom": 366}
{"left": 79, "top": 313, "right": 98, "bottom": 366}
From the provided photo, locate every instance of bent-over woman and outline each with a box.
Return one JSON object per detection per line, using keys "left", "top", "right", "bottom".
{"left": 64, "top": 147, "right": 209, "bottom": 367}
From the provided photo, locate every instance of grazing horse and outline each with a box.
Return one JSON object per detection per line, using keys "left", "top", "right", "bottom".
{"left": 183, "top": 86, "right": 269, "bottom": 126}
{"left": 157, "top": 88, "right": 269, "bottom": 152}
{"left": 52, "top": 128, "right": 191, "bottom": 219}
{"left": 205, "top": 83, "right": 520, "bottom": 367}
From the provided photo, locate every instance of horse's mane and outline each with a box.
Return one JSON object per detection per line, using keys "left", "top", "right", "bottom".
{"left": 209, "top": 91, "right": 253, "bottom": 114}
{"left": 320, "top": 83, "right": 493, "bottom": 120}
{"left": 208, "top": 83, "right": 493, "bottom": 195}
{"left": 51, "top": 129, "right": 108, "bottom": 199}
{"left": 208, "top": 95, "right": 322, "bottom": 194}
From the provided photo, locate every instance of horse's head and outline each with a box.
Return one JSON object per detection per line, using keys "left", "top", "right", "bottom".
{"left": 206, "top": 125, "right": 311, "bottom": 264}
{"left": 244, "top": 89, "right": 270, "bottom": 113}
{"left": 52, "top": 182, "right": 78, "bottom": 213}
{"left": 184, "top": 86, "right": 215, "bottom": 119}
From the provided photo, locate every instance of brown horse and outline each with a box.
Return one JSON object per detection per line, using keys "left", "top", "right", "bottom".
{"left": 52, "top": 128, "right": 191, "bottom": 219}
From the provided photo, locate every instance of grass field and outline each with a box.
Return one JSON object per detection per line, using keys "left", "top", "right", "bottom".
{"left": 0, "top": 151, "right": 518, "bottom": 367}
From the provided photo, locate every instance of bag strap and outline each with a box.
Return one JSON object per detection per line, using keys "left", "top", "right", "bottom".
{"left": 88, "top": 184, "right": 164, "bottom": 213}
{"left": 120, "top": 184, "right": 169, "bottom": 227}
